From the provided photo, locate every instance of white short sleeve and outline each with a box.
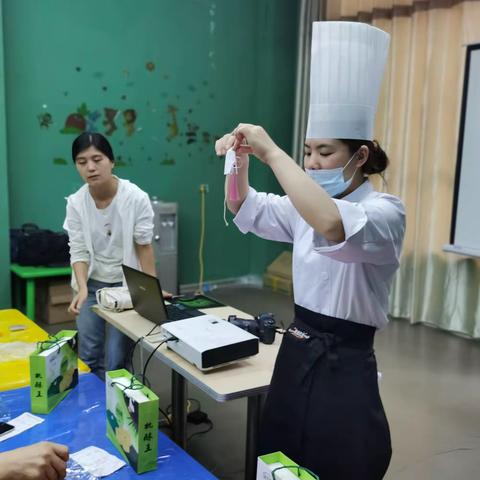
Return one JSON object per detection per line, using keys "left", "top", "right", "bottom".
{"left": 234, "top": 187, "right": 298, "bottom": 243}
{"left": 313, "top": 194, "right": 405, "bottom": 265}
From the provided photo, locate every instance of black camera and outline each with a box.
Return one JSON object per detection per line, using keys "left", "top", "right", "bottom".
{"left": 227, "top": 313, "right": 277, "bottom": 344}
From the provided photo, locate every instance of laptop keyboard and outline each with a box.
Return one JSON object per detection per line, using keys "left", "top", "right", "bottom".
{"left": 165, "top": 304, "right": 204, "bottom": 321}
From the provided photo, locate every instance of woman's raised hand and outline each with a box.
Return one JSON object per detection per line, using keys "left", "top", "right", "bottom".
{"left": 215, "top": 132, "right": 237, "bottom": 156}
{"left": 215, "top": 124, "right": 280, "bottom": 166}
{"left": 231, "top": 124, "right": 280, "bottom": 164}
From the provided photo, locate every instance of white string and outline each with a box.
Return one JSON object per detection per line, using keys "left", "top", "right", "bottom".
{"left": 223, "top": 187, "right": 229, "bottom": 226}
{"left": 223, "top": 153, "right": 243, "bottom": 227}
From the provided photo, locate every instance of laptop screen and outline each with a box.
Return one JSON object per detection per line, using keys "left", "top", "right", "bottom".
{"left": 122, "top": 264, "right": 169, "bottom": 325}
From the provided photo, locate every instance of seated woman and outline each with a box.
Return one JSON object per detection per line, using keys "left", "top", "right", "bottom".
{"left": 64, "top": 132, "right": 155, "bottom": 379}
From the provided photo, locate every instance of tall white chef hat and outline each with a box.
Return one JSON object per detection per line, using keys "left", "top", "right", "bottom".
{"left": 306, "top": 21, "right": 390, "bottom": 141}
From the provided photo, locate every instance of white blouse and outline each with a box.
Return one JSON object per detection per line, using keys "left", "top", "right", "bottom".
{"left": 88, "top": 186, "right": 124, "bottom": 283}
{"left": 234, "top": 181, "right": 405, "bottom": 328}
{"left": 63, "top": 178, "right": 154, "bottom": 290}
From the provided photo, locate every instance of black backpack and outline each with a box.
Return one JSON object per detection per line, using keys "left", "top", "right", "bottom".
{"left": 10, "top": 223, "right": 70, "bottom": 267}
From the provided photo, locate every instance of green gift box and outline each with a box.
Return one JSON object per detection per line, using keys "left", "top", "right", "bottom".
{"left": 29, "top": 330, "right": 79, "bottom": 414}
{"left": 106, "top": 369, "right": 159, "bottom": 474}
{"left": 256, "top": 452, "right": 319, "bottom": 480}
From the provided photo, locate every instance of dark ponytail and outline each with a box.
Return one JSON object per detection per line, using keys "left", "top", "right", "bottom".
{"left": 340, "top": 139, "right": 389, "bottom": 176}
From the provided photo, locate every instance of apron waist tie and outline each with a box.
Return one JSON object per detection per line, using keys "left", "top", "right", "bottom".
{"left": 293, "top": 330, "right": 338, "bottom": 386}
{"left": 294, "top": 303, "right": 375, "bottom": 349}
{"left": 292, "top": 304, "right": 375, "bottom": 386}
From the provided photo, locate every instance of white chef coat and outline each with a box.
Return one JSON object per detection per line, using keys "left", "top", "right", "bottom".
{"left": 234, "top": 180, "right": 405, "bottom": 328}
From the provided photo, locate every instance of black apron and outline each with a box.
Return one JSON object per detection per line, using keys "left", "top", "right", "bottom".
{"left": 259, "top": 304, "right": 391, "bottom": 480}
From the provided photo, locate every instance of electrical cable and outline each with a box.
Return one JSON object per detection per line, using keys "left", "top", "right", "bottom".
{"left": 125, "top": 330, "right": 176, "bottom": 430}
{"left": 197, "top": 184, "right": 206, "bottom": 294}
{"left": 127, "top": 324, "right": 160, "bottom": 375}
{"left": 187, "top": 398, "right": 201, "bottom": 413}
{"left": 141, "top": 336, "right": 176, "bottom": 388}
{"left": 166, "top": 398, "right": 201, "bottom": 416}
{"left": 158, "top": 406, "right": 172, "bottom": 430}
{"left": 187, "top": 419, "right": 213, "bottom": 442}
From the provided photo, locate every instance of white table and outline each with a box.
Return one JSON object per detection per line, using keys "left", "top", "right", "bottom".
{"left": 94, "top": 305, "right": 281, "bottom": 480}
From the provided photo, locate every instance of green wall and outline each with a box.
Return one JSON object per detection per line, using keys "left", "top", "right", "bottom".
{"left": 0, "top": 1, "right": 10, "bottom": 308}
{"left": 3, "top": 0, "right": 298, "bottom": 286}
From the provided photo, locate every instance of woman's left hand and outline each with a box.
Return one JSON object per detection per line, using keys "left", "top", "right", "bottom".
{"left": 232, "top": 124, "right": 281, "bottom": 165}
{"left": 68, "top": 287, "right": 88, "bottom": 315}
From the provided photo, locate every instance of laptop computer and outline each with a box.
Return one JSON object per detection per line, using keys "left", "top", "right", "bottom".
{"left": 123, "top": 264, "right": 259, "bottom": 370}
{"left": 122, "top": 264, "right": 204, "bottom": 324}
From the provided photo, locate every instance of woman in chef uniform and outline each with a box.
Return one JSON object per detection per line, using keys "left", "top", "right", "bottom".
{"left": 215, "top": 22, "right": 405, "bottom": 480}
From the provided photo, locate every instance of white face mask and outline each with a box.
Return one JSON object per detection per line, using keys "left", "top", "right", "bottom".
{"left": 305, "top": 151, "right": 358, "bottom": 197}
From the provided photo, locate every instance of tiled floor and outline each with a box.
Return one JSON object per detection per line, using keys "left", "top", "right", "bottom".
{"left": 39, "top": 286, "right": 480, "bottom": 480}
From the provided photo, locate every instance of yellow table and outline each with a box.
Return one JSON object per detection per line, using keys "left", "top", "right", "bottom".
{"left": 0, "top": 309, "right": 89, "bottom": 391}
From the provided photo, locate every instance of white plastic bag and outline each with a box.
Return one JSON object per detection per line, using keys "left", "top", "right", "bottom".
{"left": 95, "top": 287, "right": 133, "bottom": 312}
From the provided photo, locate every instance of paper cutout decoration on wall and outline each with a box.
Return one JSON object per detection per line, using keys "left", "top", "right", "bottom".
{"left": 160, "top": 155, "right": 175, "bottom": 166}
{"left": 103, "top": 108, "right": 118, "bottom": 136}
{"left": 186, "top": 123, "right": 199, "bottom": 144}
{"left": 202, "top": 132, "right": 211, "bottom": 144}
{"left": 115, "top": 155, "right": 127, "bottom": 167}
{"left": 87, "top": 110, "right": 101, "bottom": 133}
{"left": 123, "top": 109, "right": 137, "bottom": 136}
{"left": 60, "top": 103, "right": 89, "bottom": 134}
{"left": 167, "top": 105, "right": 179, "bottom": 141}
{"left": 38, "top": 113, "right": 53, "bottom": 129}
{"left": 53, "top": 158, "right": 68, "bottom": 165}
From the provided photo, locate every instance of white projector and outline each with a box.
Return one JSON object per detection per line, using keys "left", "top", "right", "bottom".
{"left": 160, "top": 315, "right": 259, "bottom": 370}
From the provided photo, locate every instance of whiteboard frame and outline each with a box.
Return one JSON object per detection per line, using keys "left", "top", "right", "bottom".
{"left": 445, "top": 43, "right": 480, "bottom": 256}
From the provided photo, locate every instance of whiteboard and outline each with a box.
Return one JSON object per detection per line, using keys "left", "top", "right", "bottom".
{"left": 445, "top": 44, "right": 480, "bottom": 257}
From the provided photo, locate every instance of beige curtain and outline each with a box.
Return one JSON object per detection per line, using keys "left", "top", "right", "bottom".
{"left": 292, "top": 0, "right": 326, "bottom": 164}
{"left": 324, "top": 0, "right": 480, "bottom": 337}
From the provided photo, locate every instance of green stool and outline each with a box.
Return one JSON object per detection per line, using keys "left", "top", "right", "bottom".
{"left": 10, "top": 264, "right": 72, "bottom": 322}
